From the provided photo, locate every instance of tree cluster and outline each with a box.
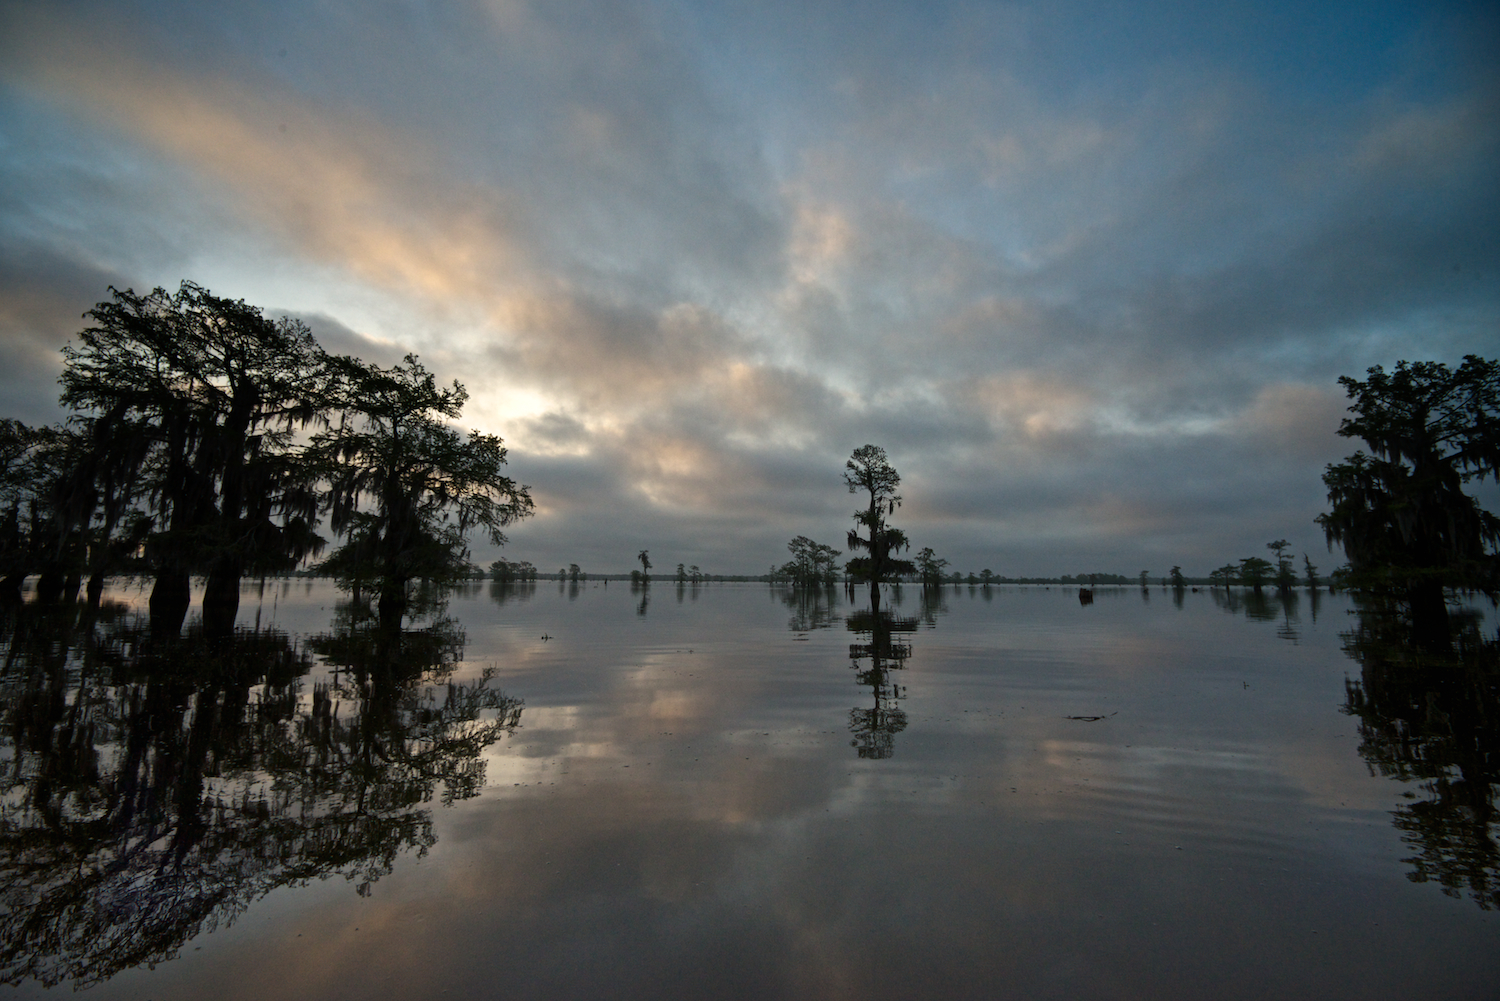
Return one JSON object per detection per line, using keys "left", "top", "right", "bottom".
{"left": 774, "top": 535, "right": 842, "bottom": 586}
{"left": 1205, "top": 542, "right": 1320, "bottom": 593}
{"left": 914, "top": 547, "right": 950, "bottom": 587}
{"left": 0, "top": 282, "right": 532, "bottom": 632}
{"left": 489, "top": 558, "right": 539, "bottom": 582}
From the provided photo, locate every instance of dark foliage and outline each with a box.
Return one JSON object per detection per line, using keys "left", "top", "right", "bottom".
{"left": 1317, "top": 357, "right": 1500, "bottom": 632}
{"left": 310, "top": 354, "right": 532, "bottom": 627}
{"left": 843, "top": 445, "right": 916, "bottom": 586}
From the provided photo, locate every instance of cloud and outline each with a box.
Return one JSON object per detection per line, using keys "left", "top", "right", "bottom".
{"left": 0, "top": 0, "right": 1494, "bottom": 575}
{"left": 0, "top": 241, "right": 128, "bottom": 425}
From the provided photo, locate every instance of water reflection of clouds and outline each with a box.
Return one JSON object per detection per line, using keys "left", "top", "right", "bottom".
{"left": 12, "top": 581, "right": 1489, "bottom": 997}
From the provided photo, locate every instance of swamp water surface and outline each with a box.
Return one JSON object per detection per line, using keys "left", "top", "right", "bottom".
{"left": 2, "top": 580, "right": 1496, "bottom": 1000}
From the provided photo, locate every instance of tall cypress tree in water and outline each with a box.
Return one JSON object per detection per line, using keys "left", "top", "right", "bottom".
{"left": 843, "top": 444, "right": 915, "bottom": 599}
{"left": 312, "top": 354, "right": 533, "bottom": 630}
{"left": 1317, "top": 357, "right": 1499, "bottom": 642}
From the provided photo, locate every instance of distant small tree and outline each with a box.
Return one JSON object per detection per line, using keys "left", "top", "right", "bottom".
{"left": 915, "top": 547, "right": 950, "bottom": 588}
{"left": 1238, "top": 556, "right": 1274, "bottom": 592}
{"left": 676, "top": 562, "right": 686, "bottom": 583}
{"left": 1303, "top": 553, "right": 1319, "bottom": 590}
{"left": 1267, "top": 540, "right": 1297, "bottom": 592}
{"left": 568, "top": 563, "right": 582, "bottom": 582}
{"left": 638, "top": 549, "right": 651, "bottom": 581}
{"left": 690, "top": 564, "right": 702, "bottom": 583}
{"left": 980, "top": 569, "right": 994, "bottom": 586}
{"left": 1209, "top": 564, "right": 1237, "bottom": 590}
{"left": 1138, "top": 570, "right": 1150, "bottom": 588}
{"left": 1169, "top": 565, "right": 1185, "bottom": 588}
{"left": 779, "top": 535, "right": 842, "bottom": 586}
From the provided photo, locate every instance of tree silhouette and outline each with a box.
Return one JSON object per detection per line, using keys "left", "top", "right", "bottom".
{"left": 779, "top": 535, "right": 842, "bottom": 586}
{"left": 1317, "top": 356, "right": 1499, "bottom": 636}
{"left": 915, "top": 548, "right": 950, "bottom": 588}
{"left": 1238, "top": 556, "right": 1273, "bottom": 592}
{"left": 637, "top": 549, "right": 651, "bottom": 582}
{"left": 1267, "top": 540, "right": 1297, "bottom": 593}
{"left": 311, "top": 355, "right": 532, "bottom": 629}
{"left": 61, "top": 283, "right": 328, "bottom": 634}
{"left": 843, "top": 445, "right": 915, "bottom": 593}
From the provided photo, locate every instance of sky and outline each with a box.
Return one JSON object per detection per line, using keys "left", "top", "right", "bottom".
{"left": 0, "top": 0, "right": 1496, "bottom": 577}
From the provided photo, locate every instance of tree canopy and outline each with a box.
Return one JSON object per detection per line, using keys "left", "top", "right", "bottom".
{"left": 311, "top": 354, "right": 533, "bottom": 628}
{"left": 1317, "top": 356, "right": 1499, "bottom": 628}
{"left": 47, "top": 283, "right": 329, "bottom": 629}
{"left": 778, "top": 535, "right": 842, "bottom": 586}
{"left": 2, "top": 282, "right": 531, "bottom": 632}
{"left": 915, "top": 547, "right": 950, "bottom": 587}
{"left": 844, "top": 445, "right": 915, "bottom": 587}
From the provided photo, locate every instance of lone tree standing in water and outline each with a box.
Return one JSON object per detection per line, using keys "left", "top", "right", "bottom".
{"left": 312, "top": 354, "right": 533, "bottom": 630}
{"left": 844, "top": 445, "right": 915, "bottom": 596}
{"left": 1316, "top": 356, "right": 1499, "bottom": 638}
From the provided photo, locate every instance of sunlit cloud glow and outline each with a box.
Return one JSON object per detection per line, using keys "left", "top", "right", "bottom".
{"left": 1, "top": 0, "right": 1495, "bottom": 574}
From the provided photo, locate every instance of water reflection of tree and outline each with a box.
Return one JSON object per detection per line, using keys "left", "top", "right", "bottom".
{"left": 1341, "top": 600, "right": 1499, "bottom": 910}
{"left": 0, "top": 599, "right": 522, "bottom": 988}
{"left": 489, "top": 580, "right": 538, "bottom": 606}
{"left": 778, "top": 584, "right": 841, "bottom": 633}
{"left": 845, "top": 588, "right": 918, "bottom": 760}
{"left": 1212, "top": 587, "right": 1308, "bottom": 641}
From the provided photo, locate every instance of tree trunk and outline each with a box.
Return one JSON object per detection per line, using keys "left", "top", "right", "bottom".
{"left": 377, "top": 586, "right": 407, "bottom": 632}
{"left": 86, "top": 572, "right": 104, "bottom": 607}
{"left": 149, "top": 569, "right": 191, "bottom": 637}
{"left": 202, "top": 559, "right": 242, "bottom": 637}
{"left": 0, "top": 572, "right": 24, "bottom": 602}
{"left": 1407, "top": 580, "right": 1451, "bottom": 651}
{"left": 35, "top": 570, "right": 65, "bottom": 604}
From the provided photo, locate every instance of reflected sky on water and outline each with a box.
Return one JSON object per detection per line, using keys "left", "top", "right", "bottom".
{"left": 2, "top": 580, "right": 1496, "bottom": 1000}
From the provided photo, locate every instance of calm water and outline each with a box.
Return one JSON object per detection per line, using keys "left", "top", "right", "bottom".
{"left": 2, "top": 580, "right": 1496, "bottom": 1000}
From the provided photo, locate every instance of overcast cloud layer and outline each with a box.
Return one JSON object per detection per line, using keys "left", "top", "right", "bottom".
{"left": 1, "top": 0, "right": 1496, "bottom": 576}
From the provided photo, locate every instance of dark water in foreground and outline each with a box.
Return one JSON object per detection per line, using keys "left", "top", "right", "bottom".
{"left": 2, "top": 580, "right": 1496, "bottom": 1000}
